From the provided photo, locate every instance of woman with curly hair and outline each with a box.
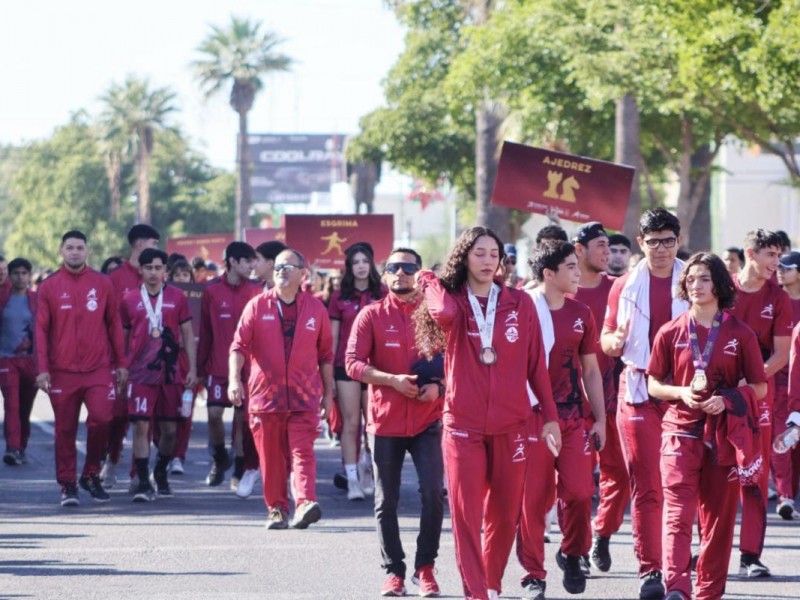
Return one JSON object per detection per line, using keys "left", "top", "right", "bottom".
{"left": 414, "top": 226, "right": 561, "bottom": 600}
{"left": 329, "top": 243, "right": 385, "bottom": 500}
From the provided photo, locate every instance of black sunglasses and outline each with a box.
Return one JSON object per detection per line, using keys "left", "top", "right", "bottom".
{"left": 385, "top": 262, "right": 420, "bottom": 275}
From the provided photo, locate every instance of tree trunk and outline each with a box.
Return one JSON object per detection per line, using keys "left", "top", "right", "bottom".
{"left": 137, "top": 141, "right": 151, "bottom": 225}
{"left": 615, "top": 93, "right": 642, "bottom": 240}
{"left": 236, "top": 109, "right": 252, "bottom": 240}
{"left": 475, "top": 101, "right": 510, "bottom": 241}
{"left": 106, "top": 150, "right": 121, "bottom": 220}
{"left": 688, "top": 144, "right": 712, "bottom": 252}
{"left": 349, "top": 161, "right": 379, "bottom": 214}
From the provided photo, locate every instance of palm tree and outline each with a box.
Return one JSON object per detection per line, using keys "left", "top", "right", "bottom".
{"left": 193, "top": 16, "right": 293, "bottom": 239}
{"left": 100, "top": 76, "right": 176, "bottom": 225}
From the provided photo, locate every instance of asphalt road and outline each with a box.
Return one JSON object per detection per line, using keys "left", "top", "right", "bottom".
{"left": 1, "top": 393, "right": 799, "bottom": 599}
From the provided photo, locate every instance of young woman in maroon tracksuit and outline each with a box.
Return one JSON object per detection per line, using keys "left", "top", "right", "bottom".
{"left": 647, "top": 253, "right": 766, "bottom": 600}
{"left": 414, "top": 227, "right": 561, "bottom": 600}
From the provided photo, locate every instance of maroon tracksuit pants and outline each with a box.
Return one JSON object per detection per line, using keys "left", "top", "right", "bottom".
{"left": 593, "top": 414, "right": 630, "bottom": 537}
{"left": 739, "top": 386, "right": 772, "bottom": 557}
{"left": 49, "top": 369, "right": 115, "bottom": 484}
{"left": 444, "top": 423, "right": 528, "bottom": 600}
{"left": 0, "top": 356, "right": 37, "bottom": 451}
{"left": 250, "top": 410, "right": 319, "bottom": 514}
{"left": 661, "top": 435, "right": 739, "bottom": 600}
{"left": 616, "top": 390, "right": 667, "bottom": 576}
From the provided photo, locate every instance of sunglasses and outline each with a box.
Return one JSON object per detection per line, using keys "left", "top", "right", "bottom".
{"left": 385, "top": 262, "right": 420, "bottom": 275}
{"left": 642, "top": 237, "right": 677, "bottom": 249}
{"left": 274, "top": 263, "right": 301, "bottom": 273}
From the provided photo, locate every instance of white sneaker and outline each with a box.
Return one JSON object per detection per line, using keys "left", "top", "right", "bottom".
{"left": 777, "top": 498, "right": 796, "bottom": 520}
{"left": 236, "top": 469, "right": 260, "bottom": 498}
{"left": 488, "top": 589, "right": 500, "bottom": 599}
{"left": 347, "top": 478, "right": 365, "bottom": 501}
{"left": 100, "top": 461, "right": 117, "bottom": 489}
{"left": 169, "top": 458, "right": 185, "bottom": 475}
{"left": 359, "top": 454, "right": 375, "bottom": 496}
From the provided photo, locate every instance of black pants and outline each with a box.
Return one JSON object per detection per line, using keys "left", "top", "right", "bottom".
{"left": 370, "top": 420, "right": 445, "bottom": 578}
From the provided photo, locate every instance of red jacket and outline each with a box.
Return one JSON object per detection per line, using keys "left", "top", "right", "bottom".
{"left": 346, "top": 291, "right": 442, "bottom": 437}
{"left": 197, "top": 276, "right": 261, "bottom": 378}
{"left": 108, "top": 260, "right": 141, "bottom": 307}
{"left": 35, "top": 266, "right": 126, "bottom": 373}
{"left": 419, "top": 272, "right": 556, "bottom": 435}
{"left": 231, "top": 289, "right": 333, "bottom": 413}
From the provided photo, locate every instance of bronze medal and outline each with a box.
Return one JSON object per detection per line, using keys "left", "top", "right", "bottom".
{"left": 151, "top": 327, "right": 162, "bottom": 339}
{"left": 690, "top": 369, "right": 707, "bottom": 393}
{"left": 480, "top": 347, "right": 497, "bottom": 366}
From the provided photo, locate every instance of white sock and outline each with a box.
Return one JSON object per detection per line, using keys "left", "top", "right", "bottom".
{"left": 345, "top": 464, "right": 358, "bottom": 482}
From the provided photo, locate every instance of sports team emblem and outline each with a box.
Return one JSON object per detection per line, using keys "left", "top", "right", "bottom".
{"left": 573, "top": 318, "right": 585, "bottom": 333}
{"left": 505, "top": 325, "right": 519, "bottom": 343}
{"left": 86, "top": 288, "right": 99, "bottom": 312}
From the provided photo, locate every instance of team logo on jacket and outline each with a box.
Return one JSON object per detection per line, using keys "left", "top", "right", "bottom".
{"left": 723, "top": 338, "right": 739, "bottom": 356}
{"left": 512, "top": 433, "right": 526, "bottom": 463}
{"left": 86, "top": 288, "right": 99, "bottom": 311}
{"left": 505, "top": 311, "right": 519, "bottom": 343}
{"left": 761, "top": 304, "right": 774, "bottom": 319}
{"left": 573, "top": 318, "right": 585, "bottom": 333}
{"left": 305, "top": 317, "right": 317, "bottom": 331}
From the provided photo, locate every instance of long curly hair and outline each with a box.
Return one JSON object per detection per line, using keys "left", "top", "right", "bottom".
{"left": 339, "top": 243, "right": 382, "bottom": 301}
{"left": 413, "top": 226, "right": 506, "bottom": 359}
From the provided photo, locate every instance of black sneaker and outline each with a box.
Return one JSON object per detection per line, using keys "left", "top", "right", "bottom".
{"left": 205, "top": 454, "right": 232, "bottom": 487}
{"left": 664, "top": 591, "right": 688, "bottom": 600}
{"left": 558, "top": 551, "right": 586, "bottom": 594}
{"left": 580, "top": 554, "right": 591, "bottom": 577}
{"left": 333, "top": 471, "right": 348, "bottom": 490}
{"left": 521, "top": 577, "right": 546, "bottom": 600}
{"left": 132, "top": 480, "right": 156, "bottom": 503}
{"left": 79, "top": 474, "right": 111, "bottom": 503}
{"left": 3, "top": 449, "right": 24, "bottom": 466}
{"left": 152, "top": 468, "right": 173, "bottom": 498}
{"left": 590, "top": 534, "right": 611, "bottom": 572}
{"left": 60, "top": 482, "right": 80, "bottom": 507}
{"left": 738, "top": 554, "right": 770, "bottom": 578}
{"left": 639, "top": 571, "right": 665, "bottom": 599}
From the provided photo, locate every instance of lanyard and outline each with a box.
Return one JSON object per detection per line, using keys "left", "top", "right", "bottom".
{"left": 140, "top": 284, "right": 163, "bottom": 333}
{"left": 466, "top": 283, "right": 500, "bottom": 351}
{"left": 688, "top": 311, "right": 722, "bottom": 372}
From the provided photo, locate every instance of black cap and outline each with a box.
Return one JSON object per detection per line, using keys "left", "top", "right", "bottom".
{"left": 779, "top": 252, "right": 800, "bottom": 269}
{"left": 503, "top": 243, "right": 517, "bottom": 257}
{"left": 573, "top": 222, "right": 607, "bottom": 246}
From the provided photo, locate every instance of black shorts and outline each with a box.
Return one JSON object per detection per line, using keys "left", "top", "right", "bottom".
{"left": 334, "top": 366, "right": 367, "bottom": 391}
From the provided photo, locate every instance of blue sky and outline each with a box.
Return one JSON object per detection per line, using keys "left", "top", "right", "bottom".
{"left": 0, "top": 0, "right": 405, "bottom": 168}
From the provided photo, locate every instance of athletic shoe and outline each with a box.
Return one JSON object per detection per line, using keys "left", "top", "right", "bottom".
{"left": 767, "top": 486, "right": 778, "bottom": 501}
{"left": 128, "top": 475, "right": 140, "bottom": 494}
{"left": 580, "top": 554, "right": 591, "bottom": 577}
{"left": 639, "top": 571, "right": 665, "bottom": 599}
{"left": 169, "top": 458, "right": 185, "bottom": 475}
{"left": 359, "top": 453, "right": 375, "bottom": 496}
{"left": 691, "top": 552, "right": 699, "bottom": 572}
{"left": 3, "top": 449, "right": 24, "bottom": 466}
{"left": 333, "top": 471, "right": 348, "bottom": 490}
{"left": 380, "top": 574, "right": 406, "bottom": 597}
{"left": 19, "top": 449, "right": 27, "bottom": 464}
{"left": 230, "top": 475, "right": 240, "bottom": 492}
{"left": 132, "top": 481, "right": 156, "bottom": 503}
{"left": 60, "top": 482, "right": 80, "bottom": 507}
{"left": 521, "top": 577, "right": 546, "bottom": 600}
{"left": 347, "top": 478, "right": 365, "bottom": 501}
{"left": 664, "top": 591, "right": 688, "bottom": 600}
{"left": 79, "top": 474, "right": 111, "bottom": 503}
{"left": 488, "top": 589, "right": 500, "bottom": 600}
{"left": 411, "top": 564, "right": 440, "bottom": 597}
{"left": 739, "top": 554, "right": 771, "bottom": 578}
{"left": 152, "top": 469, "right": 173, "bottom": 498}
{"left": 236, "top": 469, "right": 259, "bottom": 499}
{"left": 290, "top": 500, "right": 322, "bottom": 529}
{"left": 266, "top": 507, "right": 289, "bottom": 530}
{"left": 557, "top": 551, "right": 586, "bottom": 594}
{"left": 99, "top": 460, "right": 117, "bottom": 489}
{"left": 206, "top": 454, "right": 232, "bottom": 487}
{"left": 777, "top": 498, "right": 796, "bottom": 520}
{"left": 590, "top": 533, "right": 611, "bottom": 572}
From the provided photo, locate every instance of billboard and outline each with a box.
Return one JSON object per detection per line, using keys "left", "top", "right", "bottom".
{"left": 249, "top": 134, "right": 345, "bottom": 204}
{"left": 491, "top": 142, "right": 635, "bottom": 231}
{"left": 166, "top": 233, "right": 234, "bottom": 265}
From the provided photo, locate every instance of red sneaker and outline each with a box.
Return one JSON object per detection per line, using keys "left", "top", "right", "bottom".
{"left": 381, "top": 574, "right": 406, "bottom": 597}
{"left": 412, "top": 565, "right": 440, "bottom": 597}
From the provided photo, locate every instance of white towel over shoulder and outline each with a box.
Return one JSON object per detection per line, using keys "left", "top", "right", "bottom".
{"left": 525, "top": 287, "right": 555, "bottom": 408}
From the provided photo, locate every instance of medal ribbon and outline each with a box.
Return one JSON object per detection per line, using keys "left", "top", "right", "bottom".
{"left": 688, "top": 311, "right": 722, "bottom": 372}
{"left": 466, "top": 283, "right": 500, "bottom": 355}
{"left": 140, "top": 284, "right": 163, "bottom": 333}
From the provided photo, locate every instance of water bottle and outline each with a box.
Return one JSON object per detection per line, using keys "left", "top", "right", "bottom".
{"left": 773, "top": 426, "right": 800, "bottom": 455}
{"left": 181, "top": 389, "right": 194, "bottom": 418}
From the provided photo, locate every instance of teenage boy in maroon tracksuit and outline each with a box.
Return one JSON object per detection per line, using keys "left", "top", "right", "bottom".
{"left": 346, "top": 247, "right": 444, "bottom": 598}
{"left": 36, "top": 230, "right": 128, "bottom": 506}
{"left": 229, "top": 249, "right": 334, "bottom": 530}
{"left": 516, "top": 240, "right": 607, "bottom": 599}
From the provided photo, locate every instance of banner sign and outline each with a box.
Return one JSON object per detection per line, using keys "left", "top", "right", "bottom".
{"left": 166, "top": 233, "right": 234, "bottom": 265}
{"left": 491, "top": 142, "right": 634, "bottom": 231}
{"left": 244, "top": 227, "right": 285, "bottom": 247}
{"left": 171, "top": 281, "right": 204, "bottom": 341}
{"left": 248, "top": 134, "right": 345, "bottom": 204}
{"left": 284, "top": 214, "right": 394, "bottom": 269}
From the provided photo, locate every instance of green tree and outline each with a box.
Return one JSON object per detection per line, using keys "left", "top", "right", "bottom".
{"left": 193, "top": 16, "right": 293, "bottom": 239}
{"left": 99, "top": 76, "right": 177, "bottom": 226}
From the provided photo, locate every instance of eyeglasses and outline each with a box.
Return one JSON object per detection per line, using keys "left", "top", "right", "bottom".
{"left": 385, "top": 262, "right": 420, "bottom": 275}
{"left": 274, "top": 263, "right": 301, "bottom": 273}
{"left": 642, "top": 237, "right": 677, "bottom": 249}
{"left": 778, "top": 264, "right": 798, "bottom": 272}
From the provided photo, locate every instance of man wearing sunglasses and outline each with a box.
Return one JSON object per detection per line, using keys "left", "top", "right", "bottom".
{"left": 229, "top": 249, "right": 334, "bottom": 530}
{"left": 345, "top": 248, "right": 444, "bottom": 598}
{"left": 727, "top": 230, "right": 792, "bottom": 577}
{"left": 600, "top": 208, "right": 689, "bottom": 600}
